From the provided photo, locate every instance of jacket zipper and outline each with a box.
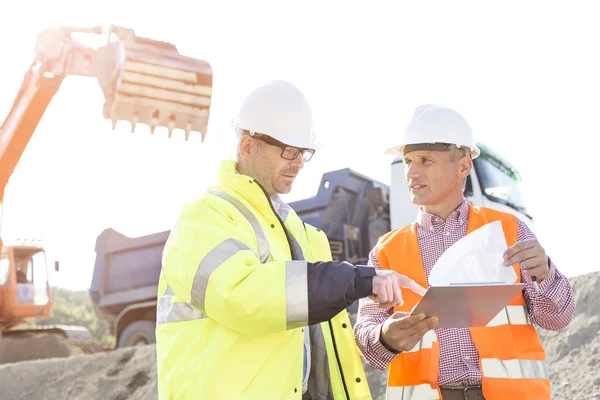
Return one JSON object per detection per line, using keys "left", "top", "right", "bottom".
{"left": 328, "top": 320, "right": 350, "bottom": 399}
{"left": 303, "top": 221, "right": 350, "bottom": 399}
{"left": 255, "top": 180, "right": 350, "bottom": 399}
{"left": 253, "top": 179, "right": 294, "bottom": 258}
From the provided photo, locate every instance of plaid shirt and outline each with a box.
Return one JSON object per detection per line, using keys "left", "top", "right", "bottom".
{"left": 353, "top": 200, "right": 575, "bottom": 386}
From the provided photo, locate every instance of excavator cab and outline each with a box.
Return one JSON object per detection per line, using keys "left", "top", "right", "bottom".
{"left": 0, "top": 242, "right": 51, "bottom": 331}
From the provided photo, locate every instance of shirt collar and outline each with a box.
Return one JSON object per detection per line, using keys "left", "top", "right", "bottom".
{"left": 417, "top": 199, "right": 470, "bottom": 231}
{"left": 270, "top": 194, "right": 292, "bottom": 222}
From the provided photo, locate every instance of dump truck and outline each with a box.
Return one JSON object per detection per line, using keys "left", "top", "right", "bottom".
{"left": 0, "top": 24, "right": 212, "bottom": 344}
{"left": 89, "top": 142, "right": 534, "bottom": 347}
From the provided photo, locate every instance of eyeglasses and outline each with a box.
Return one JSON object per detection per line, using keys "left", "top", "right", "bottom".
{"left": 251, "top": 133, "right": 315, "bottom": 162}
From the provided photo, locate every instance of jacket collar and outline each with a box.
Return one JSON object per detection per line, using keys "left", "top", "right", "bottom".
{"left": 217, "top": 159, "right": 284, "bottom": 221}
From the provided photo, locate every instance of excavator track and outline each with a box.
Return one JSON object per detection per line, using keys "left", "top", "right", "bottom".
{"left": 1, "top": 324, "right": 93, "bottom": 341}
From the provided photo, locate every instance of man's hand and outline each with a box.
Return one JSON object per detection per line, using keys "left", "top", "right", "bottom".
{"left": 381, "top": 312, "right": 439, "bottom": 352}
{"left": 503, "top": 239, "right": 549, "bottom": 281}
{"left": 369, "top": 270, "right": 427, "bottom": 309}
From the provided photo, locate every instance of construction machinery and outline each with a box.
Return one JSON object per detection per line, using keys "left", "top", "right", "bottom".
{"left": 0, "top": 25, "right": 213, "bottom": 341}
{"left": 89, "top": 141, "right": 533, "bottom": 347}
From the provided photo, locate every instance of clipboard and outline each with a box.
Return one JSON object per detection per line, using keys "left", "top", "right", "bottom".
{"left": 410, "top": 283, "right": 526, "bottom": 329}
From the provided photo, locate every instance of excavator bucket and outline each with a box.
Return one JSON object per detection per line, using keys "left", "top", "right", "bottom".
{"left": 92, "top": 27, "right": 212, "bottom": 140}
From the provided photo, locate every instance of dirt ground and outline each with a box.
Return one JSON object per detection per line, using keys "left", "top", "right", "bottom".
{"left": 0, "top": 345, "right": 157, "bottom": 400}
{"left": 536, "top": 271, "right": 600, "bottom": 400}
{"left": 0, "top": 272, "right": 598, "bottom": 400}
{"left": 0, "top": 332, "right": 107, "bottom": 365}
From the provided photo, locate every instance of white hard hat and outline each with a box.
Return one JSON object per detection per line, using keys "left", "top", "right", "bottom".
{"left": 385, "top": 104, "right": 480, "bottom": 159}
{"left": 232, "top": 80, "right": 324, "bottom": 150}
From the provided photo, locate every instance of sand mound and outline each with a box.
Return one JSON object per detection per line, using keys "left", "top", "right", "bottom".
{"left": 537, "top": 271, "right": 600, "bottom": 400}
{"left": 0, "top": 344, "right": 157, "bottom": 400}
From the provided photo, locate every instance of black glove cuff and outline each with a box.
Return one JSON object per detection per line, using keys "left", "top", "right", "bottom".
{"left": 355, "top": 265, "right": 376, "bottom": 298}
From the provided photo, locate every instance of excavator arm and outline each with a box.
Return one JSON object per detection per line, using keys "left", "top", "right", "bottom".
{"left": 0, "top": 26, "right": 212, "bottom": 342}
{"left": 0, "top": 25, "right": 213, "bottom": 242}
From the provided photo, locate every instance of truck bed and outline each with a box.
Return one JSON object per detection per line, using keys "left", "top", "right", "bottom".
{"left": 89, "top": 228, "right": 170, "bottom": 316}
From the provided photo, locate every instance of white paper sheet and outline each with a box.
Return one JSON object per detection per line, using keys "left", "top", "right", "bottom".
{"left": 428, "top": 221, "right": 517, "bottom": 286}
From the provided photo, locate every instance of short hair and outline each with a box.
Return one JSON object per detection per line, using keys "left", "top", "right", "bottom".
{"left": 450, "top": 145, "right": 468, "bottom": 162}
{"left": 448, "top": 145, "right": 470, "bottom": 191}
{"left": 234, "top": 129, "right": 245, "bottom": 162}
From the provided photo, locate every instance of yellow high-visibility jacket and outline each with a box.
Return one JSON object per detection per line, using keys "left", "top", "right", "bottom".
{"left": 156, "top": 159, "right": 374, "bottom": 400}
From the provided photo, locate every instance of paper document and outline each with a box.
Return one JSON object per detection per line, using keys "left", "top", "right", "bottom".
{"left": 428, "top": 221, "right": 517, "bottom": 286}
{"left": 410, "top": 221, "right": 523, "bottom": 328}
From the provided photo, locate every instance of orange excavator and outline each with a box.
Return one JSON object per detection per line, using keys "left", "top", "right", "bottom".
{"left": 0, "top": 25, "right": 212, "bottom": 340}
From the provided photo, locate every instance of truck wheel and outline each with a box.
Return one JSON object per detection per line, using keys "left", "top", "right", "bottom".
{"left": 118, "top": 320, "right": 156, "bottom": 348}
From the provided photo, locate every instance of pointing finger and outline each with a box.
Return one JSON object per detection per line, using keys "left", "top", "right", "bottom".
{"left": 398, "top": 275, "right": 427, "bottom": 296}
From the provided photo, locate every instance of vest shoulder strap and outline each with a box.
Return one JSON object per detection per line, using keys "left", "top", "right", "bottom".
{"left": 467, "top": 205, "right": 519, "bottom": 246}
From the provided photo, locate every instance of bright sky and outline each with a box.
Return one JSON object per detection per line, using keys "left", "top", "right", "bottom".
{"left": 1, "top": 1, "right": 597, "bottom": 290}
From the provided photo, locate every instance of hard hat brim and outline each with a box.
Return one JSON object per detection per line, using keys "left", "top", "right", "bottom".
{"left": 294, "top": 138, "right": 325, "bottom": 150}
{"left": 271, "top": 135, "right": 324, "bottom": 150}
{"left": 233, "top": 125, "right": 324, "bottom": 150}
{"left": 384, "top": 143, "right": 481, "bottom": 159}
{"left": 384, "top": 145, "right": 403, "bottom": 156}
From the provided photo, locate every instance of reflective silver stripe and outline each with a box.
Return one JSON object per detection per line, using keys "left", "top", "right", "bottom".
{"left": 208, "top": 190, "right": 271, "bottom": 263}
{"left": 406, "top": 329, "right": 437, "bottom": 353}
{"left": 486, "top": 305, "right": 531, "bottom": 327}
{"left": 157, "top": 285, "right": 207, "bottom": 324}
{"left": 286, "top": 229, "right": 305, "bottom": 261}
{"left": 482, "top": 358, "right": 549, "bottom": 380}
{"left": 190, "top": 238, "right": 251, "bottom": 311}
{"left": 285, "top": 261, "right": 309, "bottom": 329}
{"left": 387, "top": 384, "right": 440, "bottom": 399}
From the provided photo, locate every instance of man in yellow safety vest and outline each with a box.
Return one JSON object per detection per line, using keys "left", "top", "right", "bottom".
{"left": 156, "top": 80, "right": 426, "bottom": 399}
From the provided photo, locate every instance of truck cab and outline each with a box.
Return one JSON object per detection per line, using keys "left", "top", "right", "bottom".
{"left": 389, "top": 142, "right": 534, "bottom": 230}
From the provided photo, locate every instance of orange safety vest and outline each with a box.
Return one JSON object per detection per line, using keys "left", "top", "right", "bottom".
{"left": 374, "top": 204, "right": 550, "bottom": 400}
